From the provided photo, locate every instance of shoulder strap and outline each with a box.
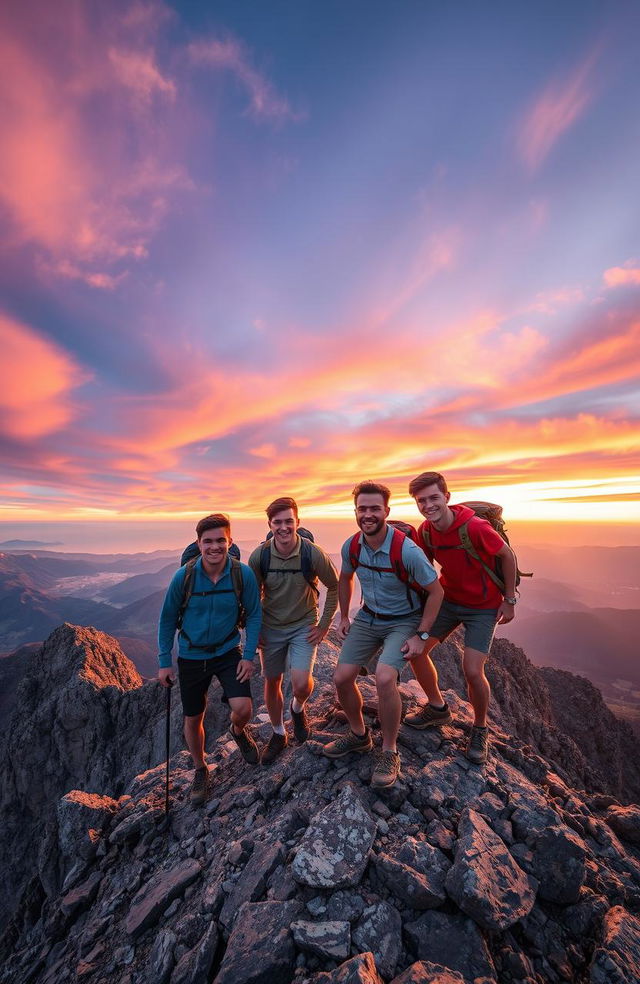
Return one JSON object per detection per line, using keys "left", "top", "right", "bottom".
{"left": 176, "top": 557, "right": 198, "bottom": 629}
{"left": 389, "top": 528, "right": 409, "bottom": 583}
{"left": 458, "top": 521, "right": 505, "bottom": 591}
{"left": 348, "top": 532, "right": 362, "bottom": 570}
{"left": 259, "top": 542, "right": 271, "bottom": 581}
{"left": 300, "top": 539, "right": 320, "bottom": 595}
{"left": 229, "top": 557, "right": 247, "bottom": 628}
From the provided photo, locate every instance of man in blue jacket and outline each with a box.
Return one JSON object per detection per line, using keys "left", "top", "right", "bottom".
{"left": 158, "top": 513, "right": 262, "bottom": 805}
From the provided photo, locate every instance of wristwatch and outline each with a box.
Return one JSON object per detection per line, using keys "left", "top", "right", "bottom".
{"left": 503, "top": 597, "right": 517, "bottom": 605}
{"left": 418, "top": 631, "right": 430, "bottom": 641}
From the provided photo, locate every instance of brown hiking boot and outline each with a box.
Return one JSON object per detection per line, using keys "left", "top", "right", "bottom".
{"left": 371, "top": 749, "right": 401, "bottom": 789}
{"left": 261, "top": 731, "right": 288, "bottom": 765}
{"left": 290, "top": 702, "right": 310, "bottom": 743}
{"left": 322, "top": 728, "right": 372, "bottom": 759}
{"left": 466, "top": 725, "right": 489, "bottom": 764}
{"left": 404, "top": 701, "right": 452, "bottom": 730}
{"left": 190, "top": 766, "right": 210, "bottom": 806}
{"left": 229, "top": 726, "right": 260, "bottom": 765}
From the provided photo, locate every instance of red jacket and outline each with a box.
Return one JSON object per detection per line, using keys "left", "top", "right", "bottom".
{"left": 419, "top": 504, "right": 505, "bottom": 609}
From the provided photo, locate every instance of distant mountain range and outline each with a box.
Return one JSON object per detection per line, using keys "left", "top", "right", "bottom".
{"left": 0, "top": 539, "right": 62, "bottom": 548}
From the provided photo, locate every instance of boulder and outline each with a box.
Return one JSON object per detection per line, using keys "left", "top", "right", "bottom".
{"left": 125, "top": 859, "right": 202, "bottom": 938}
{"left": 292, "top": 784, "right": 376, "bottom": 888}
{"left": 291, "top": 919, "right": 351, "bottom": 960}
{"left": 214, "top": 899, "right": 302, "bottom": 984}
{"left": 352, "top": 901, "right": 402, "bottom": 979}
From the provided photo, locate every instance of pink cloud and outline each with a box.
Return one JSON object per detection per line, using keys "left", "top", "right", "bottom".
{"left": 0, "top": 313, "right": 90, "bottom": 439}
{"left": 517, "top": 51, "right": 598, "bottom": 171}
{"left": 604, "top": 264, "right": 640, "bottom": 288}
{"left": 188, "top": 37, "right": 303, "bottom": 123}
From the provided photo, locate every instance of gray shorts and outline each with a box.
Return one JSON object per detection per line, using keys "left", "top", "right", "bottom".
{"left": 338, "top": 611, "right": 421, "bottom": 674}
{"left": 430, "top": 599, "right": 498, "bottom": 655}
{"left": 260, "top": 622, "right": 317, "bottom": 678}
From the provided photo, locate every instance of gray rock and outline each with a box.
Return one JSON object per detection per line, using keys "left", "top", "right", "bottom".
{"left": 373, "top": 852, "right": 446, "bottom": 910}
{"left": 60, "top": 871, "right": 103, "bottom": 920}
{"left": 531, "top": 825, "right": 586, "bottom": 904}
{"left": 126, "top": 859, "right": 202, "bottom": 938}
{"left": 390, "top": 962, "right": 465, "bottom": 984}
{"left": 292, "top": 784, "right": 376, "bottom": 889}
{"left": 604, "top": 805, "right": 640, "bottom": 844}
{"left": 352, "top": 901, "right": 402, "bottom": 979}
{"left": 214, "top": 899, "right": 302, "bottom": 984}
{"left": 325, "top": 891, "right": 366, "bottom": 924}
{"left": 404, "top": 910, "right": 496, "bottom": 982}
{"left": 149, "top": 928, "right": 177, "bottom": 984}
{"left": 291, "top": 918, "right": 351, "bottom": 960}
{"left": 304, "top": 951, "right": 384, "bottom": 983}
{"left": 589, "top": 905, "right": 640, "bottom": 983}
{"left": 219, "top": 840, "right": 285, "bottom": 929}
{"left": 445, "top": 808, "right": 536, "bottom": 931}
{"left": 170, "top": 922, "right": 219, "bottom": 984}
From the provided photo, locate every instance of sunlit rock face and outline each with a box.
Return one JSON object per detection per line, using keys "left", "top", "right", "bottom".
{"left": 2, "top": 624, "right": 640, "bottom": 984}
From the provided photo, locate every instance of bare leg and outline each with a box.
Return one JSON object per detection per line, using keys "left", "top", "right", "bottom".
{"left": 264, "top": 675, "right": 284, "bottom": 729}
{"left": 462, "top": 647, "right": 490, "bottom": 726}
{"left": 334, "top": 664, "right": 365, "bottom": 734}
{"left": 184, "top": 711, "right": 206, "bottom": 769}
{"left": 291, "top": 668, "right": 313, "bottom": 707}
{"left": 228, "top": 696, "right": 252, "bottom": 733}
{"left": 375, "top": 665, "right": 402, "bottom": 752}
{"left": 410, "top": 637, "right": 446, "bottom": 706}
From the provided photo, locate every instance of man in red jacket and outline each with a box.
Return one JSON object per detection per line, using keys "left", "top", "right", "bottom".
{"left": 404, "top": 471, "right": 518, "bottom": 763}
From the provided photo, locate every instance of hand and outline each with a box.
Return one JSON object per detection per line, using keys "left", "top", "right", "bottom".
{"left": 401, "top": 634, "right": 425, "bottom": 661}
{"left": 497, "top": 601, "right": 515, "bottom": 624}
{"left": 236, "top": 659, "right": 255, "bottom": 682}
{"left": 337, "top": 615, "right": 351, "bottom": 641}
{"left": 158, "top": 667, "right": 175, "bottom": 688}
{"left": 306, "top": 624, "right": 327, "bottom": 645}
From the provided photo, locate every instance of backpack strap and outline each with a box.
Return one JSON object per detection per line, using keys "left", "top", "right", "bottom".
{"left": 457, "top": 521, "right": 505, "bottom": 592}
{"left": 259, "top": 539, "right": 319, "bottom": 595}
{"left": 177, "top": 556, "right": 246, "bottom": 639}
{"left": 348, "top": 532, "right": 362, "bottom": 570}
{"left": 176, "top": 557, "right": 198, "bottom": 629}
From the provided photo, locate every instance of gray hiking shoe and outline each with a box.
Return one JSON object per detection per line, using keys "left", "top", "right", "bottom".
{"left": 290, "top": 702, "right": 310, "bottom": 743}
{"left": 371, "top": 749, "right": 401, "bottom": 789}
{"left": 190, "top": 766, "right": 210, "bottom": 806}
{"left": 322, "top": 728, "right": 373, "bottom": 759}
{"left": 466, "top": 725, "right": 489, "bottom": 764}
{"left": 229, "top": 726, "right": 260, "bottom": 765}
{"left": 404, "top": 701, "right": 452, "bottom": 730}
{"left": 261, "top": 731, "right": 288, "bottom": 765}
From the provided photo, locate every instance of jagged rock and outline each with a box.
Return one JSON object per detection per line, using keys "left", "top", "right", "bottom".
{"left": 126, "top": 859, "right": 202, "bottom": 937}
{"left": 531, "top": 825, "right": 587, "bottom": 903}
{"left": 214, "top": 899, "right": 302, "bottom": 984}
{"left": 171, "top": 921, "right": 219, "bottom": 984}
{"left": 228, "top": 837, "right": 255, "bottom": 865}
{"left": 390, "top": 962, "right": 465, "bottom": 984}
{"left": 352, "top": 901, "right": 402, "bottom": 979}
{"left": 304, "top": 950, "right": 384, "bottom": 983}
{"left": 404, "top": 909, "right": 497, "bottom": 982}
{"left": 445, "top": 808, "right": 536, "bottom": 931}
{"left": 416, "top": 758, "right": 487, "bottom": 811}
{"left": 373, "top": 851, "right": 447, "bottom": 910}
{"left": 149, "top": 928, "right": 177, "bottom": 984}
{"left": 604, "top": 805, "right": 640, "bottom": 844}
{"left": 589, "top": 905, "right": 640, "bottom": 983}
{"left": 59, "top": 871, "right": 103, "bottom": 920}
{"left": 219, "top": 839, "right": 285, "bottom": 929}
{"left": 324, "top": 891, "right": 366, "bottom": 923}
{"left": 292, "top": 784, "right": 376, "bottom": 888}
{"left": 291, "top": 918, "right": 351, "bottom": 960}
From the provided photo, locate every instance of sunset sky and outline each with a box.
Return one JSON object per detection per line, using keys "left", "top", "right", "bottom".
{"left": 1, "top": 0, "right": 639, "bottom": 542}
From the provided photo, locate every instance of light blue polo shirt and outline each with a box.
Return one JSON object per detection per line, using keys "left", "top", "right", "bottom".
{"left": 340, "top": 525, "right": 437, "bottom": 617}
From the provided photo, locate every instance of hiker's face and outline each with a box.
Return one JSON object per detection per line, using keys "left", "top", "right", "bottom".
{"left": 413, "top": 484, "right": 450, "bottom": 524}
{"left": 355, "top": 493, "right": 389, "bottom": 536}
{"left": 197, "top": 528, "right": 230, "bottom": 567}
{"left": 269, "top": 508, "right": 299, "bottom": 552}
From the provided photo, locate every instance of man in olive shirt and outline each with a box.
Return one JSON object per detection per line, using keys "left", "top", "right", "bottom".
{"left": 249, "top": 497, "right": 338, "bottom": 763}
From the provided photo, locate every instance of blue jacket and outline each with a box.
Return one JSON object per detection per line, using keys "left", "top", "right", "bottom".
{"left": 157, "top": 557, "right": 261, "bottom": 668}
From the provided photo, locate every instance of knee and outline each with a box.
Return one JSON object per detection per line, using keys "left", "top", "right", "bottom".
{"left": 463, "top": 662, "right": 487, "bottom": 686}
{"left": 334, "top": 667, "right": 356, "bottom": 691}
{"left": 293, "top": 677, "right": 313, "bottom": 701}
{"left": 375, "top": 668, "right": 398, "bottom": 695}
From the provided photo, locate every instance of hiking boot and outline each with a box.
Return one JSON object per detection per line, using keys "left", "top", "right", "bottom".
{"left": 466, "top": 725, "right": 489, "bottom": 764}
{"left": 371, "top": 749, "right": 401, "bottom": 789}
{"left": 322, "top": 728, "right": 372, "bottom": 759}
{"left": 229, "top": 726, "right": 260, "bottom": 765}
{"left": 190, "top": 766, "right": 210, "bottom": 806}
{"left": 261, "top": 731, "right": 288, "bottom": 765}
{"left": 404, "top": 701, "right": 452, "bottom": 730}
{"left": 290, "top": 702, "right": 310, "bottom": 743}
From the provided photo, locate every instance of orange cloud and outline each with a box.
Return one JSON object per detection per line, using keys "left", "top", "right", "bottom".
{"left": 604, "top": 265, "right": 640, "bottom": 288}
{"left": 517, "top": 51, "right": 598, "bottom": 171}
{"left": 0, "top": 313, "right": 90, "bottom": 438}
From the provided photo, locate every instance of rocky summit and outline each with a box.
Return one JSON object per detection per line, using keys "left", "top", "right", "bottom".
{"left": 2, "top": 625, "right": 640, "bottom": 983}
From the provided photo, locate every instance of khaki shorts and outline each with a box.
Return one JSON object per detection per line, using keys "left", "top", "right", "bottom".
{"left": 338, "top": 611, "right": 421, "bottom": 674}
{"left": 260, "top": 622, "right": 317, "bottom": 678}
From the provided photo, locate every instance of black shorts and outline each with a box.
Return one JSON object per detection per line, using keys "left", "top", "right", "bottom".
{"left": 177, "top": 647, "right": 252, "bottom": 717}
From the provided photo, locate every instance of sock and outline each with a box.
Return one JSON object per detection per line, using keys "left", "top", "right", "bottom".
{"left": 291, "top": 697, "right": 305, "bottom": 714}
{"left": 272, "top": 723, "right": 286, "bottom": 736}
{"left": 430, "top": 701, "right": 447, "bottom": 711}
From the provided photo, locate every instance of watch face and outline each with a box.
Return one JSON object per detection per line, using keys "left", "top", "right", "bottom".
{"left": 419, "top": 632, "right": 430, "bottom": 640}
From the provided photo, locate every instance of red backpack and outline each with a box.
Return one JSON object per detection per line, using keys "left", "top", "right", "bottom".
{"left": 348, "top": 521, "right": 427, "bottom": 606}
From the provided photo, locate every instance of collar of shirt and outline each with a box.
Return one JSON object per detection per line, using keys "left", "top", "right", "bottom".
{"left": 270, "top": 534, "right": 301, "bottom": 559}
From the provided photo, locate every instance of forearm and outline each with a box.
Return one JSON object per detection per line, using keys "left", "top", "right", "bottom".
{"left": 418, "top": 581, "right": 444, "bottom": 633}
{"left": 318, "top": 581, "right": 338, "bottom": 631}
{"left": 500, "top": 548, "right": 517, "bottom": 599}
{"left": 338, "top": 574, "right": 353, "bottom": 618}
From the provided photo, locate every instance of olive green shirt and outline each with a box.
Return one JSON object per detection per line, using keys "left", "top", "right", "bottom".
{"left": 248, "top": 536, "right": 338, "bottom": 632}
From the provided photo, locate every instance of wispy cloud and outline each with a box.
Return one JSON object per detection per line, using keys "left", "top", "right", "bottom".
{"left": 517, "top": 50, "right": 598, "bottom": 171}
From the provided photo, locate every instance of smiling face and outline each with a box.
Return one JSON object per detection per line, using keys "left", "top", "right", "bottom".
{"left": 197, "top": 526, "right": 230, "bottom": 573}
{"left": 413, "top": 482, "right": 451, "bottom": 528}
{"left": 355, "top": 492, "right": 389, "bottom": 538}
{"left": 268, "top": 507, "right": 299, "bottom": 556}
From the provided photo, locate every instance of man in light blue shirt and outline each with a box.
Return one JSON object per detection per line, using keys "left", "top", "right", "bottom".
{"left": 323, "top": 482, "right": 443, "bottom": 789}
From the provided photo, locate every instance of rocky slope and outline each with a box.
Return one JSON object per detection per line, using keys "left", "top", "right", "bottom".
{"left": 1, "top": 625, "right": 640, "bottom": 984}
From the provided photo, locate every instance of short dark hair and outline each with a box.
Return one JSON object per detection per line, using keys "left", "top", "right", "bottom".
{"left": 266, "top": 497, "right": 299, "bottom": 522}
{"left": 196, "top": 513, "right": 231, "bottom": 539}
{"left": 352, "top": 481, "right": 391, "bottom": 507}
{"left": 408, "top": 471, "right": 448, "bottom": 498}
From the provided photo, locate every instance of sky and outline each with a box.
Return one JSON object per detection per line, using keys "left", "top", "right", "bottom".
{"left": 1, "top": 0, "right": 640, "bottom": 544}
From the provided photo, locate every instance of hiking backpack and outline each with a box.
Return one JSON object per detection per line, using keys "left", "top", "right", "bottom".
{"left": 420, "top": 501, "right": 532, "bottom": 591}
{"left": 176, "top": 555, "right": 246, "bottom": 645}
{"left": 347, "top": 521, "right": 427, "bottom": 607}
{"left": 259, "top": 527, "right": 319, "bottom": 596}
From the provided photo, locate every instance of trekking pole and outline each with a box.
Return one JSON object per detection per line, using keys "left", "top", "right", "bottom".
{"left": 165, "top": 681, "right": 172, "bottom": 816}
